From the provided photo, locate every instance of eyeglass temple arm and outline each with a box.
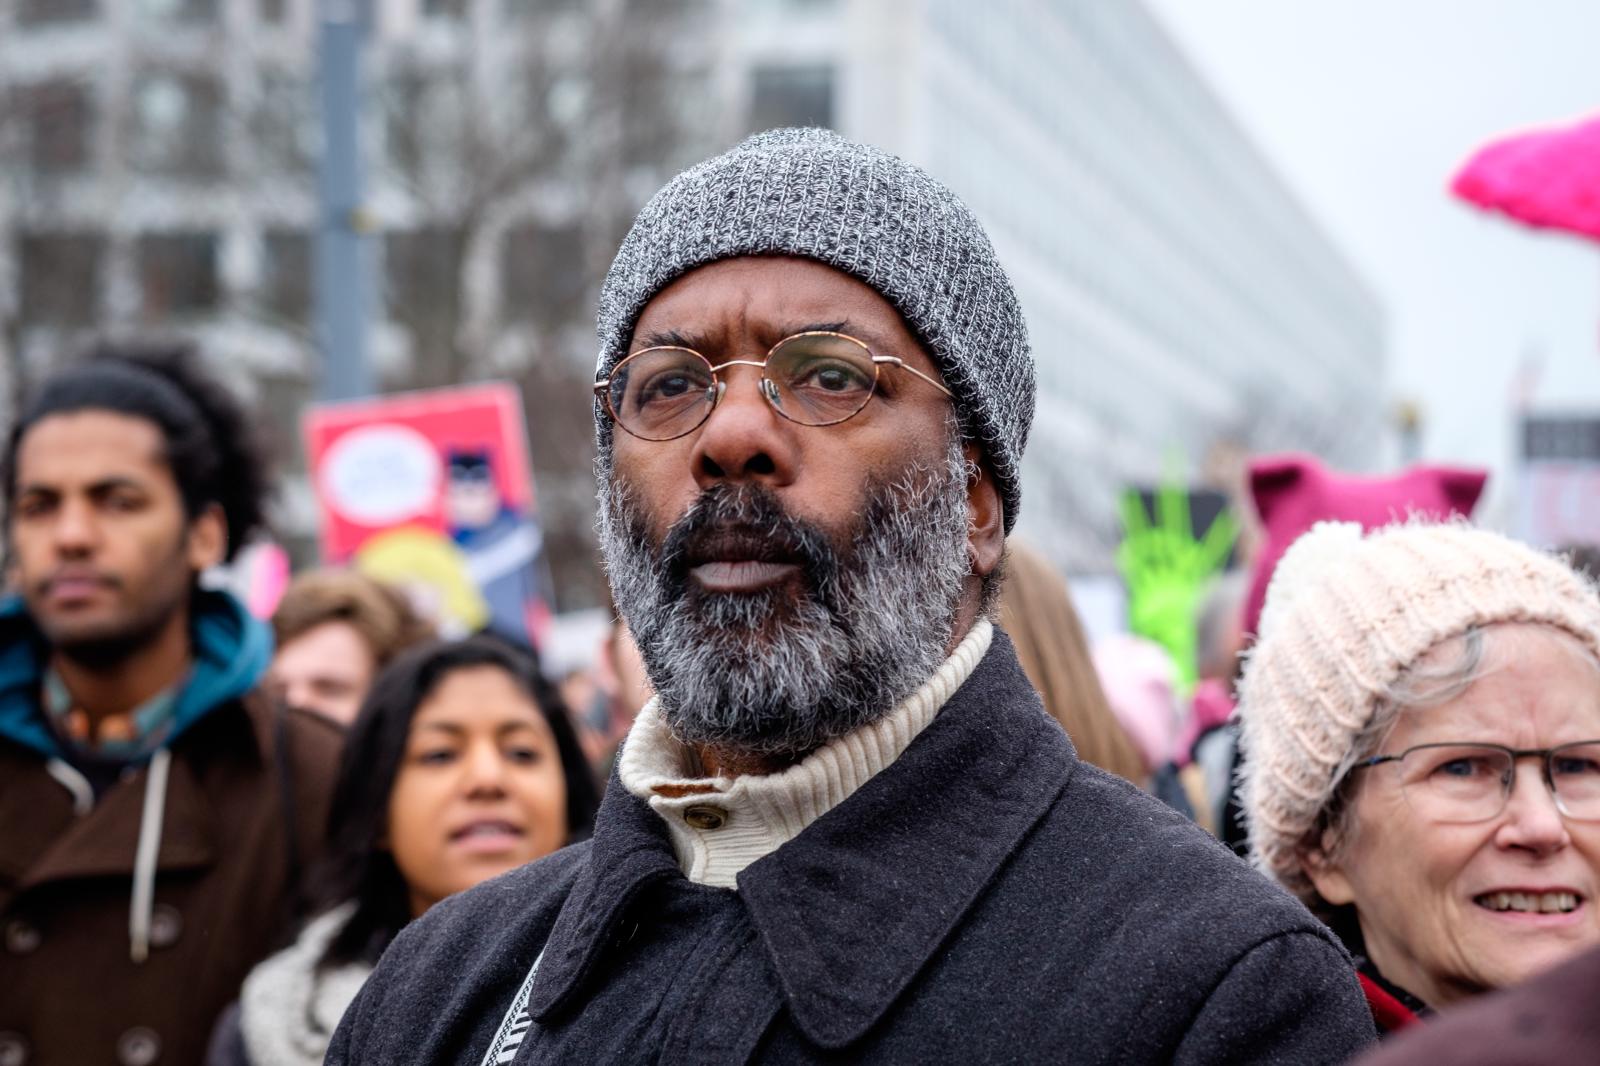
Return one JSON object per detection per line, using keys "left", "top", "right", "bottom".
{"left": 874, "top": 356, "right": 954, "bottom": 398}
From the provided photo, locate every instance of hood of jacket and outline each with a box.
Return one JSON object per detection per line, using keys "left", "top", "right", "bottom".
{"left": 0, "top": 587, "right": 273, "bottom": 760}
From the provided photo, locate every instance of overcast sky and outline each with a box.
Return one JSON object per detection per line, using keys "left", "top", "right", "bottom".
{"left": 1145, "top": 0, "right": 1600, "bottom": 525}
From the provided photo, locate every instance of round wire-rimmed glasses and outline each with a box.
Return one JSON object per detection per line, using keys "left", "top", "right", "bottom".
{"left": 1352, "top": 740, "right": 1600, "bottom": 823}
{"left": 593, "top": 330, "right": 953, "bottom": 442}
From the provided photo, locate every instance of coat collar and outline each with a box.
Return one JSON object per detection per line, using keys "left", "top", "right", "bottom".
{"left": 7, "top": 738, "right": 219, "bottom": 891}
{"left": 527, "top": 630, "right": 1077, "bottom": 1049}
{"left": 525, "top": 773, "right": 681, "bottom": 1021}
{"left": 0, "top": 589, "right": 272, "bottom": 761}
{"left": 0, "top": 695, "right": 279, "bottom": 895}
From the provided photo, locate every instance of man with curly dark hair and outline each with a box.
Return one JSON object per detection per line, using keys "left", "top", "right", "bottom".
{"left": 0, "top": 341, "right": 342, "bottom": 1066}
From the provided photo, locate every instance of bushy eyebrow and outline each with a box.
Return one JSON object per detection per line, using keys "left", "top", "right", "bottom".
{"left": 782, "top": 320, "right": 851, "bottom": 337}
{"left": 16, "top": 475, "right": 151, "bottom": 498}
{"left": 637, "top": 328, "right": 701, "bottom": 350}
{"left": 635, "top": 321, "right": 857, "bottom": 354}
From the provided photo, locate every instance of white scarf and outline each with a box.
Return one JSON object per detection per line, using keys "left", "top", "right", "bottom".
{"left": 238, "top": 902, "right": 372, "bottom": 1066}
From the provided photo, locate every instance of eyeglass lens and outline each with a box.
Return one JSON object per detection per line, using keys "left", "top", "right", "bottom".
{"left": 605, "top": 333, "right": 880, "bottom": 440}
{"left": 1394, "top": 742, "right": 1600, "bottom": 823}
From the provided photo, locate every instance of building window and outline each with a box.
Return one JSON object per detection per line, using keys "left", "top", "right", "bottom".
{"left": 423, "top": 0, "right": 469, "bottom": 17}
{"left": 504, "top": 0, "right": 579, "bottom": 17}
{"left": 383, "top": 67, "right": 471, "bottom": 175}
{"left": 621, "top": 0, "right": 702, "bottom": 14}
{"left": 500, "top": 222, "right": 584, "bottom": 323}
{"left": 18, "top": 232, "right": 102, "bottom": 327}
{"left": 260, "top": 230, "right": 311, "bottom": 323}
{"left": 254, "top": 70, "right": 316, "bottom": 172}
{"left": 256, "top": 372, "right": 316, "bottom": 473}
{"left": 385, "top": 228, "right": 466, "bottom": 350}
{"left": 259, "top": 0, "right": 288, "bottom": 21}
{"left": 21, "top": 81, "right": 92, "bottom": 174}
{"left": 138, "top": 232, "right": 220, "bottom": 317}
{"left": 386, "top": 229, "right": 463, "bottom": 309}
{"left": 748, "top": 64, "right": 833, "bottom": 132}
{"left": 132, "top": 72, "right": 225, "bottom": 178}
{"left": 17, "top": 0, "right": 97, "bottom": 25}
{"left": 138, "top": 0, "right": 217, "bottom": 21}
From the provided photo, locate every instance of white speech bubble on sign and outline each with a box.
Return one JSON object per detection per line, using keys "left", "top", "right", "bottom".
{"left": 319, "top": 423, "right": 441, "bottom": 527}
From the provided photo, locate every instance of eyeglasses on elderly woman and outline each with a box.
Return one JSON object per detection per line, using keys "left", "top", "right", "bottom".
{"left": 1351, "top": 741, "right": 1600, "bottom": 824}
{"left": 594, "top": 330, "right": 953, "bottom": 441}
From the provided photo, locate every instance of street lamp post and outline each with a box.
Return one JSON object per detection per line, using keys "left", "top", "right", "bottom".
{"left": 315, "top": 0, "right": 374, "bottom": 402}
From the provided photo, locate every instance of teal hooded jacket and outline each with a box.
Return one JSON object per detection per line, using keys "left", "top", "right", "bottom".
{"left": 0, "top": 587, "right": 273, "bottom": 761}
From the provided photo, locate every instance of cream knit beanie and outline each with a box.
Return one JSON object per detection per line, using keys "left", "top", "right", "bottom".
{"left": 1237, "top": 520, "right": 1600, "bottom": 902}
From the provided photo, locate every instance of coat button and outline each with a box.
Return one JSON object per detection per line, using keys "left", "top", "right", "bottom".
{"left": 0, "top": 1031, "right": 28, "bottom": 1066}
{"left": 116, "top": 1027, "right": 160, "bottom": 1066}
{"left": 683, "top": 804, "right": 728, "bottom": 830}
{"left": 148, "top": 905, "right": 182, "bottom": 949}
{"left": 3, "top": 919, "right": 40, "bottom": 956}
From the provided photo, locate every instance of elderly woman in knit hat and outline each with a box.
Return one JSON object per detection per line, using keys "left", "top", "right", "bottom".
{"left": 1238, "top": 520, "right": 1600, "bottom": 1035}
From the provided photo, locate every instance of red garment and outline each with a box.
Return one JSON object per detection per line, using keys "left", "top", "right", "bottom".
{"left": 1357, "top": 943, "right": 1600, "bottom": 1065}
{"left": 1359, "top": 972, "right": 1422, "bottom": 1036}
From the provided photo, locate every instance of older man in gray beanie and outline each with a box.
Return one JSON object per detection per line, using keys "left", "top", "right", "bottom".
{"left": 329, "top": 129, "right": 1375, "bottom": 1064}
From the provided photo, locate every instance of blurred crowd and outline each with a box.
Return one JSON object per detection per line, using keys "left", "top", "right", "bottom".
{"left": 4, "top": 129, "right": 1600, "bottom": 1066}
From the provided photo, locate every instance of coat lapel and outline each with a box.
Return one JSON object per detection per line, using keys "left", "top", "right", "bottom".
{"left": 737, "top": 631, "right": 1077, "bottom": 1049}
{"left": 525, "top": 770, "right": 683, "bottom": 1022}
{"left": 18, "top": 749, "right": 219, "bottom": 891}
{"left": 524, "top": 630, "right": 1077, "bottom": 1050}
{"left": 3, "top": 701, "right": 267, "bottom": 895}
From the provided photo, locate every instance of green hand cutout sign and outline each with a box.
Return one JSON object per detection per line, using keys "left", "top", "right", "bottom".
{"left": 1115, "top": 480, "right": 1238, "bottom": 694}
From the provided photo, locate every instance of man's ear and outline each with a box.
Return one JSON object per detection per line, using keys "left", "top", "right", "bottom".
{"left": 1299, "top": 829, "right": 1356, "bottom": 907}
{"left": 963, "top": 443, "right": 1004, "bottom": 578}
{"left": 186, "top": 503, "right": 228, "bottom": 573}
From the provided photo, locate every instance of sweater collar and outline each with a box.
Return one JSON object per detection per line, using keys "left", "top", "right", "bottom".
{"left": 618, "top": 619, "right": 993, "bottom": 887}
{"left": 526, "top": 627, "right": 1076, "bottom": 1049}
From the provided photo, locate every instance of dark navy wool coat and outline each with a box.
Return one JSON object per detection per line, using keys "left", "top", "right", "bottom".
{"left": 328, "top": 632, "right": 1377, "bottom": 1064}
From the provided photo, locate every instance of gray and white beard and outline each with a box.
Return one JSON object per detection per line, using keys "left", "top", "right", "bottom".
{"left": 599, "top": 436, "right": 973, "bottom": 758}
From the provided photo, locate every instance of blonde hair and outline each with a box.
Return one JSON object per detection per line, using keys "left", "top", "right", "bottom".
{"left": 1000, "top": 542, "right": 1147, "bottom": 785}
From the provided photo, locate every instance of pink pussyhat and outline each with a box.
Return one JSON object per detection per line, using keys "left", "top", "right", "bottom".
{"left": 1242, "top": 454, "right": 1487, "bottom": 639}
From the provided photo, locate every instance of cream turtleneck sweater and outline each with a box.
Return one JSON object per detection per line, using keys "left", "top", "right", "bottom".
{"left": 618, "top": 618, "right": 993, "bottom": 888}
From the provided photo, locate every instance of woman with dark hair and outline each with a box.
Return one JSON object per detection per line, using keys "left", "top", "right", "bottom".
{"left": 207, "top": 636, "right": 599, "bottom": 1066}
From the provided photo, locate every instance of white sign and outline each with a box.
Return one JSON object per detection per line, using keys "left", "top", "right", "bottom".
{"left": 318, "top": 423, "right": 440, "bottom": 526}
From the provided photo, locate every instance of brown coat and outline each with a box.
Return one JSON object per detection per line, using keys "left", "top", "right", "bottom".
{"left": 0, "top": 695, "right": 341, "bottom": 1066}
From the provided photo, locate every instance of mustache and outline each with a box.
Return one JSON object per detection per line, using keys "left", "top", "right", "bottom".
{"left": 653, "top": 484, "right": 840, "bottom": 598}
{"left": 36, "top": 568, "right": 120, "bottom": 596}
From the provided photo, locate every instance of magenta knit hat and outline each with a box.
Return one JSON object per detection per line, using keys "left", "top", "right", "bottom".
{"left": 1242, "top": 454, "right": 1487, "bottom": 638}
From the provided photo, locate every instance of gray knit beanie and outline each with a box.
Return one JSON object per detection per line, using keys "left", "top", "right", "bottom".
{"left": 594, "top": 127, "right": 1035, "bottom": 531}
